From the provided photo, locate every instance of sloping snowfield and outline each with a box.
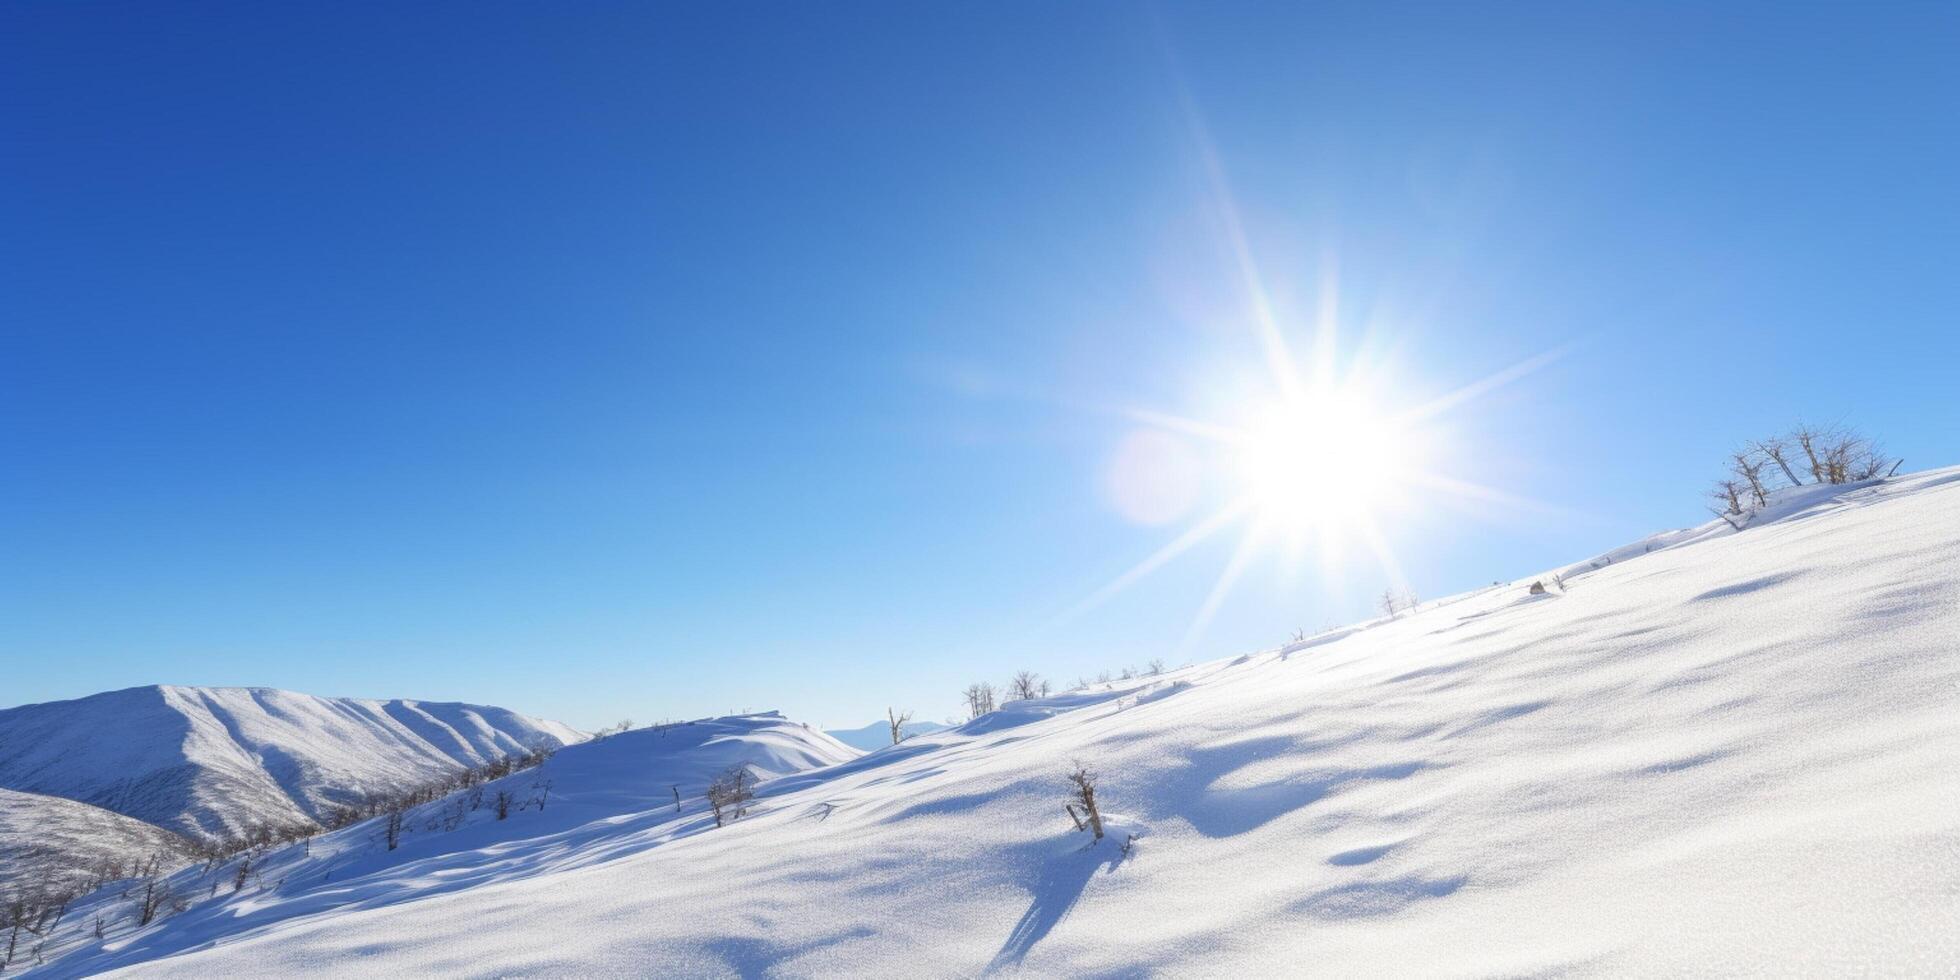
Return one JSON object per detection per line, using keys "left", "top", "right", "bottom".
{"left": 31, "top": 468, "right": 1960, "bottom": 976}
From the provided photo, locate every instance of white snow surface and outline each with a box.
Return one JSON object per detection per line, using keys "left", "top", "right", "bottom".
{"left": 26, "top": 468, "right": 1960, "bottom": 976}
{"left": 0, "top": 686, "right": 585, "bottom": 840}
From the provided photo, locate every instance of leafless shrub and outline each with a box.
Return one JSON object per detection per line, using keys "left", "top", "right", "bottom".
{"left": 1714, "top": 424, "right": 1895, "bottom": 531}
{"left": 493, "top": 790, "right": 515, "bottom": 821}
{"left": 1147, "top": 657, "right": 1166, "bottom": 675}
{"left": 1007, "top": 672, "right": 1044, "bottom": 701}
{"left": 1064, "top": 762, "right": 1105, "bottom": 842}
{"left": 706, "top": 766, "right": 756, "bottom": 828}
{"left": 1709, "top": 478, "right": 1747, "bottom": 529}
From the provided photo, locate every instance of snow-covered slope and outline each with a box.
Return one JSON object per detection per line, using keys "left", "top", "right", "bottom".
{"left": 0, "top": 686, "right": 585, "bottom": 840}
{"left": 23, "top": 713, "right": 855, "bottom": 975}
{"left": 825, "top": 718, "right": 950, "bottom": 752}
{"left": 26, "top": 468, "right": 1960, "bottom": 975}
{"left": 0, "top": 790, "right": 196, "bottom": 900}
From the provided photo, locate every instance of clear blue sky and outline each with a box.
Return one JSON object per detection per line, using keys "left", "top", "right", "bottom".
{"left": 5, "top": 2, "right": 1956, "bottom": 731}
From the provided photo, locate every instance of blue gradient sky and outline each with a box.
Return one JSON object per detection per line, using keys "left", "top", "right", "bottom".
{"left": 5, "top": 2, "right": 1956, "bottom": 730}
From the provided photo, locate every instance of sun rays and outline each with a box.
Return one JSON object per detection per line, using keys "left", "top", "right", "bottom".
{"left": 1058, "top": 82, "right": 1563, "bottom": 649}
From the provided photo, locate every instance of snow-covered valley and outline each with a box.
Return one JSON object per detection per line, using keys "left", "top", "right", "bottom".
{"left": 8, "top": 467, "right": 1959, "bottom": 976}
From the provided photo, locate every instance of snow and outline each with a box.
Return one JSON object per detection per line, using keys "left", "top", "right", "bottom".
{"left": 21, "top": 467, "right": 1960, "bottom": 975}
{"left": 0, "top": 686, "right": 585, "bottom": 840}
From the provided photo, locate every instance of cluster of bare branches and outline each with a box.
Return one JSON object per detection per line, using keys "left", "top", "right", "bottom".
{"left": 1378, "top": 587, "right": 1421, "bottom": 619}
{"left": 0, "top": 848, "right": 199, "bottom": 973}
{"left": 2, "top": 744, "right": 562, "bottom": 970}
{"left": 960, "top": 667, "right": 1089, "bottom": 721}
{"left": 705, "top": 766, "right": 755, "bottom": 828}
{"left": 1063, "top": 762, "right": 1105, "bottom": 842}
{"left": 961, "top": 682, "right": 997, "bottom": 720}
{"left": 320, "top": 745, "right": 556, "bottom": 831}
{"left": 1712, "top": 425, "right": 1898, "bottom": 529}
{"left": 4, "top": 885, "right": 75, "bottom": 972}
{"left": 1062, "top": 659, "right": 1168, "bottom": 693}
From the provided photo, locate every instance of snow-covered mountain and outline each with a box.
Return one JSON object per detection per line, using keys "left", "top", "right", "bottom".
{"left": 19, "top": 467, "right": 1960, "bottom": 976}
{"left": 0, "top": 686, "right": 585, "bottom": 840}
{"left": 824, "top": 718, "right": 950, "bottom": 751}
{"left": 0, "top": 789, "right": 196, "bottom": 899}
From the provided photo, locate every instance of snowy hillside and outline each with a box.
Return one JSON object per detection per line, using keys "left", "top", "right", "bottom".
{"left": 825, "top": 718, "right": 951, "bottom": 752}
{"left": 0, "top": 790, "right": 195, "bottom": 899}
{"left": 0, "top": 686, "right": 585, "bottom": 840}
{"left": 22, "top": 714, "right": 855, "bottom": 975}
{"left": 23, "top": 468, "right": 1960, "bottom": 976}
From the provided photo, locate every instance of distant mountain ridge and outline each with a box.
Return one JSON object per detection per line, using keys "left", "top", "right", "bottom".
{"left": 0, "top": 685, "right": 585, "bottom": 840}
{"left": 824, "top": 718, "right": 950, "bottom": 752}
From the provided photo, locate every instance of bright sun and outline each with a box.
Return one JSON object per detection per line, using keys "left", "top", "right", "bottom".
{"left": 1236, "top": 386, "right": 1415, "bottom": 536}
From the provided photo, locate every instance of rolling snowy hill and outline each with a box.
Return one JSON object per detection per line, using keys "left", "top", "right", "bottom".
{"left": 0, "top": 686, "right": 585, "bottom": 840}
{"left": 0, "top": 790, "right": 196, "bottom": 899}
{"left": 20, "top": 467, "right": 1960, "bottom": 976}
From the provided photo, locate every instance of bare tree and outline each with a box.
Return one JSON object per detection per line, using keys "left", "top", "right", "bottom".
{"left": 1064, "top": 763, "right": 1105, "bottom": 842}
{"left": 1146, "top": 657, "right": 1166, "bottom": 675}
{"left": 4, "top": 895, "right": 25, "bottom": 971}
{"left": 1709, "top": 479, "right": 1746, "bottom": 530}
{"left": 137, "top": 874, "right": 172, "bottom": 926}
{"left": 383, "top": 809, "right": 405, "bottom": 850}
{"left": 1795, "top": 425, "right": 1827, "bottom": 483}
{"left": 1006, "top": 671, "right": 1044, "bottom": 701}
{"left": 705, "top": 766, "right": 756, "bottom": 828}
{"left": 1731, "top": 451, "right": 1769, "bottom": 507}
{"left": 1752, "top": 437, "right": 1804, "bottom": 486}
{"left": 886, "top": 707, "right": 914, "bottom": 746}
{"left": 1380, "top": 588, "right": 1399, "bottom": 618}
{"left": 962, "top": 682, "right": 997, "bottom": 720}
{"left": 493, "top": 790, "right": 515, "bottom": 820}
